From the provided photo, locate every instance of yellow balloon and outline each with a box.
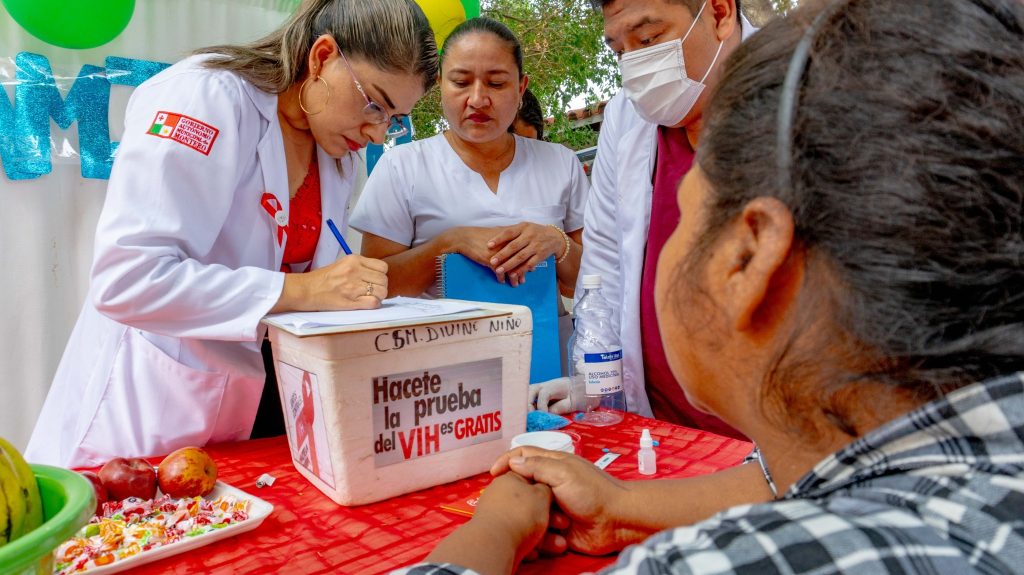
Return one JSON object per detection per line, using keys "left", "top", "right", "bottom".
{"left": 416, "top": 0, "right": 467, "bottom": 48}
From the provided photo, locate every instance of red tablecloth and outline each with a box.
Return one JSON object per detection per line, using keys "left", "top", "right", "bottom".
{"left": 131, "top": 413, "right": 750, "bottom": 574}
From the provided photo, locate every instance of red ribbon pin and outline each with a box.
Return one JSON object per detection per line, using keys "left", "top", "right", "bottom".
{"left": 260, "top": 192, "right": 288, "bottom": 247}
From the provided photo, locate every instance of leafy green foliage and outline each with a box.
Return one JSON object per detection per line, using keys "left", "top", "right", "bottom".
{"left": 742, "top": 0, "right": 798, "bottom": 26}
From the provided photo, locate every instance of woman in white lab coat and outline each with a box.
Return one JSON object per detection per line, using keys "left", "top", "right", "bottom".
{"left": 26, "top": 0, "right": 439, "bottom": 468}
{"left": 350, "top": 18, "right": 588, "bottom": 298}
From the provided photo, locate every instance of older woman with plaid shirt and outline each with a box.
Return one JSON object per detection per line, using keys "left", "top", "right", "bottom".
{"left": 393, "top": 0, "right": 1024, "bottom": 573}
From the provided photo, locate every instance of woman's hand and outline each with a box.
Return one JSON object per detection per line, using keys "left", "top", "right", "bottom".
{"left": 311, "top": 254, "right": 389, "bottom": 308}
{"left": 474, "top": 473, "right": 553, "bottom": 560}
{"left": 487, "top": 223, "right": 565, "bottom": 286}
{"left": 271, "top": 255, "right": 389, "bottom": 313}
{"left": 440, "top": 226, "right": 503, "bottom": 268}
{"left": 423, "top": 472, "right": 552, "bottom": 574}
{"left": 490, "top": 447, "right": 642, "bottom": 556}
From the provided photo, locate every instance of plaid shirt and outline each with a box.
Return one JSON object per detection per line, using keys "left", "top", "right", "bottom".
{"left": 396, "top": 373, "right": 1024, "bottom": 574}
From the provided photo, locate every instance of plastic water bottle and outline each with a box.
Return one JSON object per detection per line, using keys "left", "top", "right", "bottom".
{"left": 568, "top": 274, "right": 625, "bottom": 426}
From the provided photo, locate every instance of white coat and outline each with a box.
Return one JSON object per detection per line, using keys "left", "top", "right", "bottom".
{"left": 577, "top": 91, "right": 658, "bottom": 417}
{"left": 26, "top": 56, "right": 357, "bottom": 468}
{"left": 576, "top": 19, "right": 757, "bottom": 418}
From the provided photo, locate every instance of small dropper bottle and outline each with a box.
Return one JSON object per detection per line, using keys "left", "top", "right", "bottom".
{"left": 638, "top": 429, "right": 656, "bottom": 475}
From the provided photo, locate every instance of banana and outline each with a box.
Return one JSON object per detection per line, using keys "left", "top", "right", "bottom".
{"left": 0, "top": 480, "right": 8, "bottom": 546}
{"left": 0, "top": 445, "right": 25, "bottom": 542}
{"left": 0, "top": 437, "right": 42, "bottom": 534}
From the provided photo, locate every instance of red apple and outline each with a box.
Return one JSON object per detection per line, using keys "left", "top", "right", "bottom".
{"left": 79, "top": 470, "right": 109, "bottom": 515}
{"left": 98, "top": 457, "right": 158, "bottom": 501}
{"left": 157, "top": 447, "right": 218, "bottom": 498}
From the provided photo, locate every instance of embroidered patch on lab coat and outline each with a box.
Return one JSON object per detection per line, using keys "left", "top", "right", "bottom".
{"left": 146, "top": 111, "right": 220, "bottom": 155}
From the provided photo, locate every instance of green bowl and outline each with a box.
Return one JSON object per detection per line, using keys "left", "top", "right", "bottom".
{"left": 0, "top": 464, "right": 95, "bottom": 575}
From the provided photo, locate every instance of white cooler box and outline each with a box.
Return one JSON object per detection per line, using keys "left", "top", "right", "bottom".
{"left": 262, "top": 302, "right": 532, "bottom": 505}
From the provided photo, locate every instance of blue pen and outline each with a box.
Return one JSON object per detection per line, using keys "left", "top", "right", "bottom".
{"left": 326, "top": 218, "right": 352, "bottom": 255}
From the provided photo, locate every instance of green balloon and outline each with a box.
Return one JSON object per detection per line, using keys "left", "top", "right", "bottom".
{"left": 2, "top": 0, "right": 135, "bottom": 50}
{"left": 460, "top": 0, "right": 480, "bottom": 19}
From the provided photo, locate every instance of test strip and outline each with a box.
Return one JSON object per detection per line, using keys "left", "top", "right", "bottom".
{"left": 594, "top": 452, "right": 621, "bottom": 470}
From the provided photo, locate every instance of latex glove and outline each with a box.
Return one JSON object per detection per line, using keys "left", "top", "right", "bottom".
{"left": 529, "top": 377, "right": 574, "bottom": 414}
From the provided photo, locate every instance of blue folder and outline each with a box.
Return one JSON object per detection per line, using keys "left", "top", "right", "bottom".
{"left": 435, "top": 253, "right": 561, "bottom": 384}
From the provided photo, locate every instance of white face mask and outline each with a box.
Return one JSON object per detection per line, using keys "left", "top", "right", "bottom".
{"left": 619, "top": 0, "right": 725, "bottom": 126}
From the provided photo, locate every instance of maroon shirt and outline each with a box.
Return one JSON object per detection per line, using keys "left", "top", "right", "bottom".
{"left": 639, "top": 126, "right": 745, "bottom": 440}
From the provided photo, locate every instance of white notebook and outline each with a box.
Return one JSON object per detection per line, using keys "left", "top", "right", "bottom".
{"left": 264, "top": 296, "right": 479, "bottom": 334}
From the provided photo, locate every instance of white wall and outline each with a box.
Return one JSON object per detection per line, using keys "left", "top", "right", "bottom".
{"left": 0, "top": 0, "right": 306, "bottom": 449}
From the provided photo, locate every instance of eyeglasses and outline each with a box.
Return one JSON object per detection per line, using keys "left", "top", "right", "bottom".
{"left": 337, "top": 49, "right": 408, "bottom": 140}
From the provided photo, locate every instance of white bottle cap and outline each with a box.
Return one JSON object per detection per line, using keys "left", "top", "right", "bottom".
{"left": 510, "top": 431, "right": 575, "bottom": 454}
{"left": 640, "top": 428, "right": 653, "bottom": 448}
{"left": 581, "top": 274, "right": 602, "bottom": 289}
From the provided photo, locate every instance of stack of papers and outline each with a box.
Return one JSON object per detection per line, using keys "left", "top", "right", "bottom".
{"left": 265, "top": 297, "right": 480, "bottom": 332}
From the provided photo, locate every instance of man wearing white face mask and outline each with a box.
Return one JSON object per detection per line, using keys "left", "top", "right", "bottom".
{"left": 532, "top": 0, "right": 755, "bottom": 437}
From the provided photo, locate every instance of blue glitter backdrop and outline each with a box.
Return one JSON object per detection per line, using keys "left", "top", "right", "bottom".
{"left": 0, "top": 52, "right": 169, "bottom": 180}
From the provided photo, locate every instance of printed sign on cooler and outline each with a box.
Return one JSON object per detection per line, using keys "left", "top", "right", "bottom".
{"left": 372, "top": 358, "right": 503, "bottom": 467}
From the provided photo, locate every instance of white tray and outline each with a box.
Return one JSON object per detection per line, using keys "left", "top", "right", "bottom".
{"left": 76, "top": 480, "right": 273, "bottom": 574}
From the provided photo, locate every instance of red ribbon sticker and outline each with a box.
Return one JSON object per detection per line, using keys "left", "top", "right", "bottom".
{"left": 260, "top": 192, "right": 287, "bottom": 247}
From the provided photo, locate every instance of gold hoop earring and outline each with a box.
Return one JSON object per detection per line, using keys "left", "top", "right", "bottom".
{"left": 299, "top": 75, "right": 330, "bottom": 116}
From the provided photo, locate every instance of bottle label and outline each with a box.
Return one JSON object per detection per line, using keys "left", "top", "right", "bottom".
{"left": 583, "top": 349, "right": 623, "bottom": 395}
